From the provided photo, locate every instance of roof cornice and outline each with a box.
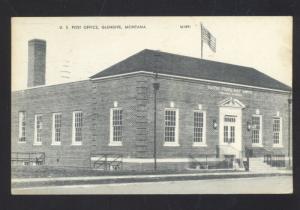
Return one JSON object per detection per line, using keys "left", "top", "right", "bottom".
{"left": 90, "top": 71, "right": 291, "bottom": 94}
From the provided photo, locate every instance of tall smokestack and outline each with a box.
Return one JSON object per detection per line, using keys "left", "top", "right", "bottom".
{"left": 27, "top": 39, "right": 46, "bottom": 87}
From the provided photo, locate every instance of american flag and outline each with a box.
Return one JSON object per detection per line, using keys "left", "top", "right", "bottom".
{"left": 201, "top": 24, "right": 216, "bottom": 52}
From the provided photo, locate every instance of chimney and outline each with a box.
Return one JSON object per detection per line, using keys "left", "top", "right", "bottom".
{"left": 27, "top": 39, "right": 46, "bottom": 87}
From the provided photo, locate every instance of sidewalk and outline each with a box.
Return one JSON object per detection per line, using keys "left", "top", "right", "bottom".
{"left": 11, "top": 170, "right": 292, "bottom": 189}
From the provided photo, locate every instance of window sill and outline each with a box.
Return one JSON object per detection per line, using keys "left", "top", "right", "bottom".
{"left": 273, "top": 144, "right": 283, "bottom": 148}
{"left": 193, "top": 143, "right": 207, "bottom": 147}
{"left": 252, "top": 144, "right": 263, "bottom": 147}
{"left": 51, "top": 142, "right": 61, "bottom": 146}
{"left": 18, "top": 141, "right": 26, "bottom": 144}
{"left": 109, "top": 142, "right": 122, "bottom": 146}
{"left": 219, "top": 143, "right": 236, "bottom": 146}
{"left": 33, "top": 142, "right": 42, "bottom": 146}
{"left": 163, "top": 142, "right": 180, "bottom": 147}
{"left": 72, "top": 142, "right": 82, "bottom": 146}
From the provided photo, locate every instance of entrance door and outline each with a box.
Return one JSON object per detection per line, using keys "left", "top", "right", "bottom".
{"left": 223, "top": 115, "right": 236, "bottom": 144}
{"left": 218, "top": 97, "right": 245, "bottom": 158}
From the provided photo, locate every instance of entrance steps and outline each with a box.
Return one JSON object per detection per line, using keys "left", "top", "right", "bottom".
{"left": 249, "top": 157, "right": 282, "bottom": 172}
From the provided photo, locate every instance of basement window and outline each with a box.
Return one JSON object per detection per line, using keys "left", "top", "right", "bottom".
{"left": 18, "top": 111, "right": 26, "bottom": 143}
{"left": 164, "top": 108, "right": 179, "bottom": 146}
{"left": 109, "top": 108, "right": 123, "bottom": 146}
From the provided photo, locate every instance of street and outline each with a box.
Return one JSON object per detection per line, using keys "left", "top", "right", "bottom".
{"left": 12, "top": 175, "right": 292, "bottom": 194}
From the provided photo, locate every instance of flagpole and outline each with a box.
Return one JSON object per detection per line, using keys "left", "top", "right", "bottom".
{"left": 201, "top": 23, "right": 203, "bottom": 59}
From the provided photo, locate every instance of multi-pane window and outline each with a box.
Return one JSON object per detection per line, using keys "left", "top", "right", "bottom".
{"left": 224, "top": 115, "right": 236, "bottom": 122}
{"left": 230, "top": 126, "right": 235, "bottom": 143}
{"left": 52, "top": 113, "right": 62, "bottom": 145}
{"left": 223, "top": 126, "right": 228, "bottom": 143}
{"left": 110, "top": 108, "right": 123, "bottom": 145}
{"left": 252, "top": 115, "right": 262, "bottom": 144}
{"left": 194, "top": 111, "right": 205, "bottom": 144}
{"left": 165, "top": 109, "right": 177, "bottom": 143}
{"left": 34, "top": 114, "right": 42, "bottom": 144}
{"left": 73, "top": 111, "right": 83, "bottom": 144}
{"left": 224, "top": 126, "right": 235, "bottom": 143}
{"left": 273, "top": 117, "right": 282, "bottom": 145}
{"left": 18, "top": 111, "right": 26, "bottom": 142}
{"left": 224, "top": 115, "right": 236, "bottom": 143}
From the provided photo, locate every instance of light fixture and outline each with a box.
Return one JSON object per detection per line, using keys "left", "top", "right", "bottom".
{"left": 113, "top": 101, "right": 118, "bottom": 108}
{"left": 247, "top": 121, "right": 252, "bottom": 131}
{"left": 255, "top": 109, "right": 260, "bottom": 115}
{"left": 170, "top": 101, "right": 174, "bottom": 108}
{"left": 213, "top": 120, "right": 218, "bottom": 129}
{"left": 153, "top": 82, "right": 160, "bottom": 91}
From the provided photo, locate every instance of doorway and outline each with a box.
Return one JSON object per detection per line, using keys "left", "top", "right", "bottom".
{"left": 218, "top": 97, "right": 245, "bottom": 158}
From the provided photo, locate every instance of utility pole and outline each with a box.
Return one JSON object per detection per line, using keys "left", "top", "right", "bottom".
{"left": 153, "top": 74, "right": 159, "bottom": 171}
{"left": 153, "top": 53, "right": 160, "bottom": 171}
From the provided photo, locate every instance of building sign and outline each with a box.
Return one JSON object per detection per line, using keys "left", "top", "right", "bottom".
{"left": 207, "top": 85, "right": 253, "bottom": 97}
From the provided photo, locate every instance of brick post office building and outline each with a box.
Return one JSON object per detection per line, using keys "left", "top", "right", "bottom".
{"left": 11, "top": 39, "right": 292, "bottom": 171}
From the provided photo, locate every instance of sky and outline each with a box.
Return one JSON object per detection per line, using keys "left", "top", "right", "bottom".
{"left": 12, "top": 17, "right": 292, "bottom": 91}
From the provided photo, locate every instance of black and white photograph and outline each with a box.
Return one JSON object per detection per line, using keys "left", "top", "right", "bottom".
{"left": 11, "top": 17, "right": 292, "bottom": 194}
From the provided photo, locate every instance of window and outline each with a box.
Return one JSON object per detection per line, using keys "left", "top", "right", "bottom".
{"left": 224, "top": 115, "right": 236, "bottom": 122}
{"left": 224, "top": 126, "right": 235, "bottom": 143}
{"left": 72, "top": 111, "right": 83, "bottom": 145}
{"left": 34, "top": 114, "right": 42, "bottom": 145}
{"left": 252, "top": 115, "right": 262, "bottom": 145}
{"left": 230, "top": 126, "right": 235, "bottom": 142}
{"left": 18, "top": 111, "right": 26, "bottom": 142}
{"left": 164, "top": 108, "right": 179, "bottom": 146}
{"left": 52, "top": 113, "right": 62, "bottom": 145}
{"left": 193, "top": 111, "right": 206, "bottom": 146}
{"left": 273, "top": 117, "right": 282, "bottom": 146}
{"left": 109, "top": 108, "right": 123, "bottom": 146}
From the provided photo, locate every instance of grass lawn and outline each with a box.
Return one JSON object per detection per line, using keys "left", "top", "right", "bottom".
{"left": 11, "top": 165, "right": 237, "bottom": 178}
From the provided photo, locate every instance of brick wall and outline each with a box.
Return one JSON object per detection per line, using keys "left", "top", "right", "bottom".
{"left": 91, "top": 73, "right": 290, "bottom": 160}
{"left": 142, "top": 74, "right": 290, "bottom": 159}
{"left": 92, "top": 75, "right": 148, "bottom": 158}
{"left": 11, "top": 73, "right": 291, "bottom": 169}
{"left": 11, "top": 80, "right": 94, "bottom": 167}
